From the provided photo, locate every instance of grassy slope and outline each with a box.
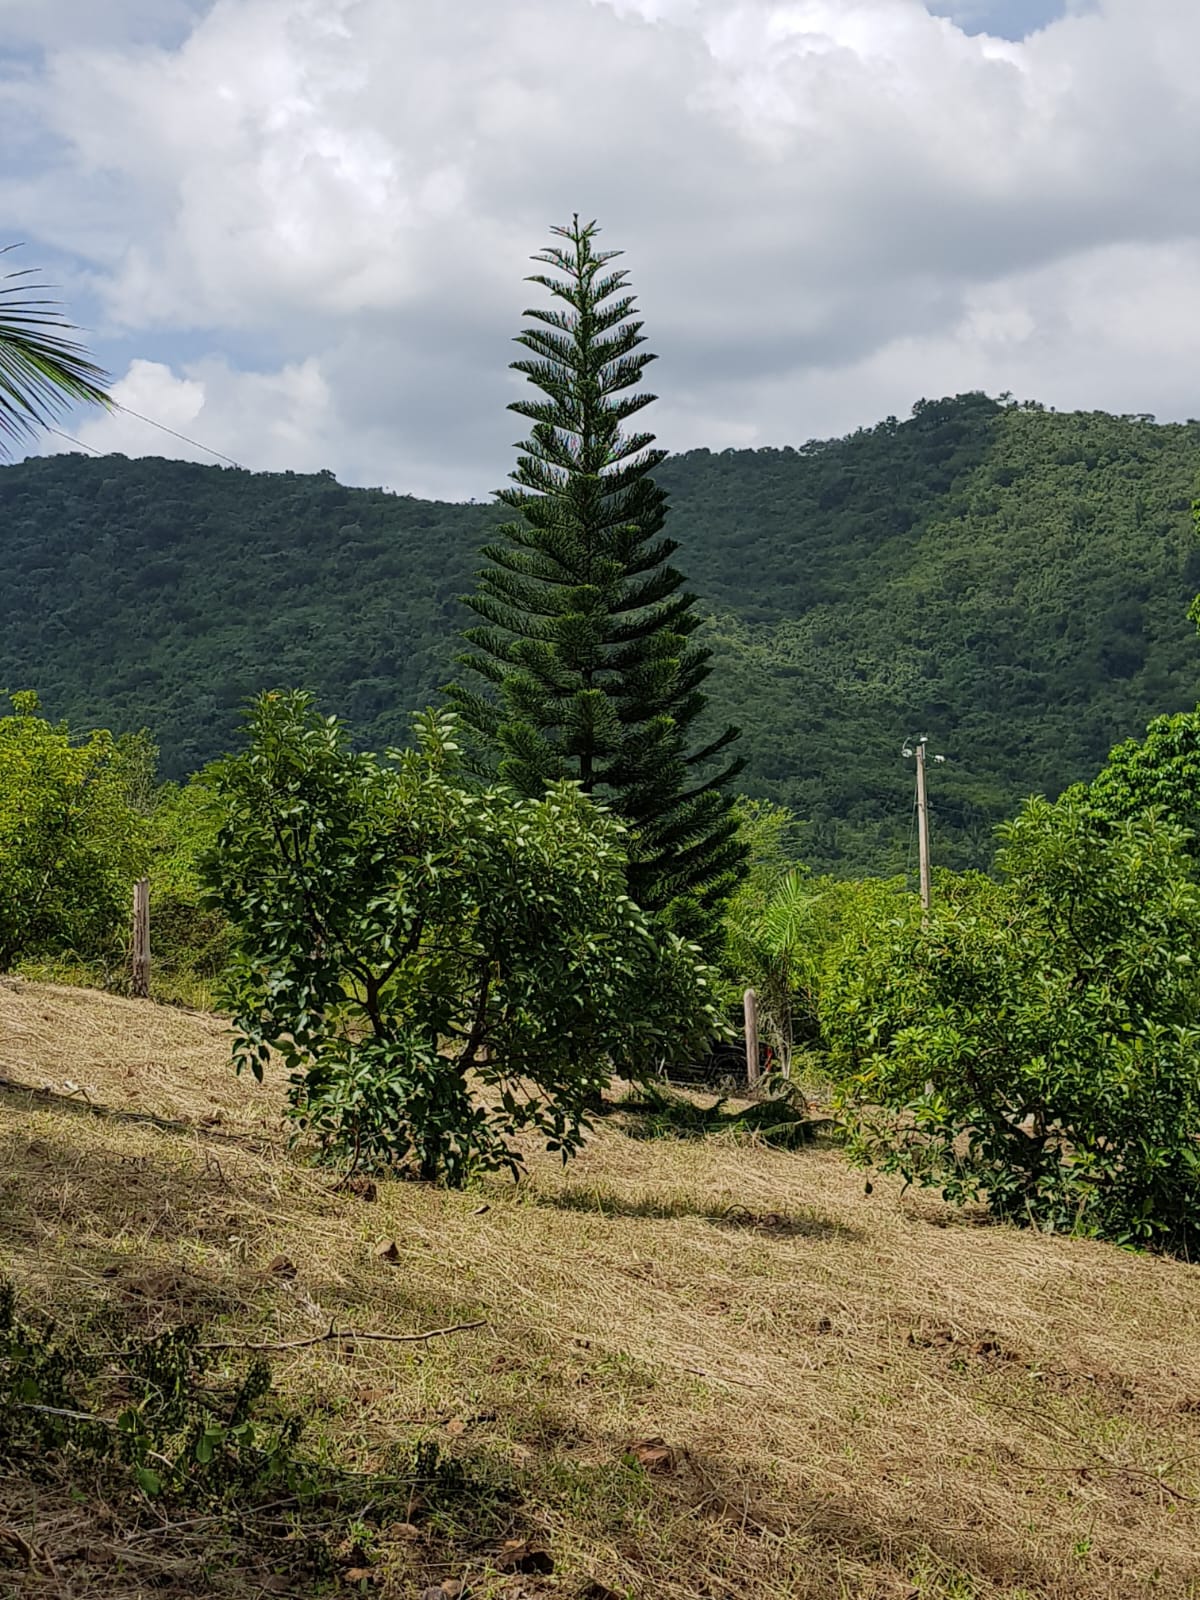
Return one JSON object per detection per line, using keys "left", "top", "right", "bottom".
{"left": 1, "top": 980, "right": 1199, "bottom": 1599}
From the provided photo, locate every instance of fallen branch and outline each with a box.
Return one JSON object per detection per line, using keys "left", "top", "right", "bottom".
{"left": 0, "top": 1525, "right": 37, "bottom": 1567}
{"left": 680, "top": 1363, "right": 763, "bottom": 1390}
{"left": 1012, "top": 1462, "right": 1196, "bottom": 1504}
{"left": 0, "top": 1523, "right": 57, "bottom": 1577}
{"left": 199, "top": 1318, "right": 486, "bottom": 1353}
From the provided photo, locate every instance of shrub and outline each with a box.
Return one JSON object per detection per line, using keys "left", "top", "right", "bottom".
{"left": 721, "top": 801, "right": 917, "bottom": 1070}
{"left": 204, "top": 692, "right": 723, "bottom": 1185}
{"left": 147, "top": 774, "right": 231, "bottom": 1004}
{"left": 821, "top": 798, "right": 1200, "bottom": 1252}
{"left": 0, "top": 691, "right": 151, "bottom": 971}
{"left": 1072, "top": 705, "right": 1200, "bottom": 849}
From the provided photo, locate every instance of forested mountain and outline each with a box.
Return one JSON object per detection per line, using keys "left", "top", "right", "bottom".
{"left": 3, "top": 393, "right": 1199, "bottom": 875}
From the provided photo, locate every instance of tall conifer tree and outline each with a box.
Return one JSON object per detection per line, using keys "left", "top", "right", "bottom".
{"left": 449, "top": 217, "right": 745, "bottom": 936}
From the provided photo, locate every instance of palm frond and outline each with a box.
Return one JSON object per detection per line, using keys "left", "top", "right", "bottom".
{"left": 757, "top": 869, "right": 814, "bottom": 955}
{"left": 0, "top": 245, "right": 111, "bottom": 456}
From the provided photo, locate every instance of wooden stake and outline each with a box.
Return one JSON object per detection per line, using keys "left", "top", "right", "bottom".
{"left": 131, "top": 878, "right": 150, "bottom": 999}
{"left": 915, "top": 738, "right": 931, "bottom": 921}
{"left": 744, "top": 987, "right": 760, "bottom": 1089}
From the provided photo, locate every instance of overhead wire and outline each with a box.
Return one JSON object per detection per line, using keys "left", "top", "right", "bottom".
{"left": 48, "top": 427, "right": 104, "bottom": 455}
{"left": 110, "top": 402, "right": 245, "bottom": 470}
{"left": 47, "top": 405, "right": 246, "bottom": 470}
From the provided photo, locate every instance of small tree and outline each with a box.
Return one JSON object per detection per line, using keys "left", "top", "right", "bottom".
{"left": 1073, "top": 706, "right": 1200, "bottom": 847}
{"left": 146, "top": 775, "right": 231, "bottom": 1005}
{"left": 205, "top": 692, "right": 723, "bottom": 1185}
{"left": 449, "top": 217, "right": 745, "bottom": 946}
{"left": 721, "top": 802, "right": 919, "bottom": 1070}
{"left": 822, "top": 799, "right": 1200, "bottom": 1253}
{"left": 725, "top": 869, "right": 810, "bottom": 1073}
{"left": 0, "top": 692, "right": 151, "bottom": 972}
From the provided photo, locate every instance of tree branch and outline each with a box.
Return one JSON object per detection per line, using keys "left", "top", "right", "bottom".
{"left": 456, "top": 960, "right": 493, "bottom": 1072}
{"left": 199, "top": 1318, "right": 486, "bottom": 1353}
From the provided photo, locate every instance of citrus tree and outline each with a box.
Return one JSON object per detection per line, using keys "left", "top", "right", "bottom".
{"left": 0, "top": 693, "right": 151, "bottom": 970}
{"left": 822, "top": 798, "right": 1200, "bottom": 1252}
{"left": 205, "top": 693, "right": 723, "bottom": 1184}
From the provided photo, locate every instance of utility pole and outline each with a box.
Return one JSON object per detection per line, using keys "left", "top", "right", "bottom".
{"left": 903, "top": 735, "right": 944, "bottom": 922}
{"left": 915, "top": 737, "right": 931, "bottom": 919}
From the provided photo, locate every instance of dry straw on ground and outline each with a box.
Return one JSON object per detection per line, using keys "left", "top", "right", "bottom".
{"left": 1, "top": 976, "right": 1199, "bottom": 1598}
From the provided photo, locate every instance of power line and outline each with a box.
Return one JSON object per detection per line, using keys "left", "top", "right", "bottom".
{"left": 48, "top": 405, "right": 246, "bottom": 471}
{"left": 112, "top": 403, "right": 245, "bottom": 469}
{"left": 48, "top": 427, "right": 104, "bottom": 455}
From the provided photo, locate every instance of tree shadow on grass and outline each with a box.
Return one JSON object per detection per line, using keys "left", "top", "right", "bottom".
{"left": 528, "top": 1182, "right": 862, "bottom": 1240}
{"left": 0, "top": 1117, "right": 489, "bottom": 1336}
{"left": 0, "top": 1123, "right": 287, "bottom": 1329}
{"left": 609, "top": 1083, "right": 832, "bottom": 1150}
{"left": 426, "top": 1396, "right": 1104, "bottom": 1600}
{"left": 0, "top": 1071, "right": 278, "bottom": 1151}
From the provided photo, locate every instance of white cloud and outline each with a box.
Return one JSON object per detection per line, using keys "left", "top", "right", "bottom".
{"left": 51, "top": 355, "right": 336, "bottom": 476}
{"left": 9, "top": 0, "right": 1200, "bottom": 493}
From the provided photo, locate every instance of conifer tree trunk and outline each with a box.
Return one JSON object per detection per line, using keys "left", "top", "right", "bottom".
{"left": 449, "top": 218, "right": 745, "bottom": 941}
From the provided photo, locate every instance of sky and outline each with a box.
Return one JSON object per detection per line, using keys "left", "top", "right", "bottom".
{"left": 3, "top": 0, "right": 1197, "bottom": 500}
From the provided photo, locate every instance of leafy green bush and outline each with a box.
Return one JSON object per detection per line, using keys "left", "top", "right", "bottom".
{"left": 205, "top": 692, "right": 724, "bottom": 1185}
{"left": 0, "top": 691, "right": 151, "bottom": 972}
{"left": 722, "top": 800, "right": 917, "bottom": 1070}
{"left": 821, "top": 798, "right": 1200, "bottom": 1252}
{"left": 1071, "top": 705, "right": 1200, "bottom": 848}
{"left": 146, "top": 774, "right": 231, "bottom": 1005}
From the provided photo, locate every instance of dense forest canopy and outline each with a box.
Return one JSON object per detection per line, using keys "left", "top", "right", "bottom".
{"left": 4, "top": 392, "right": 1199, "bottom": 875}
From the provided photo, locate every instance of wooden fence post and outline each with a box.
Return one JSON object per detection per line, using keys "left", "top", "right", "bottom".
{"left": 131, "top": 878, "right": 150, "bottom": 999}
{"left": 744, "top": 987, "right": 760, "bottom": 1089}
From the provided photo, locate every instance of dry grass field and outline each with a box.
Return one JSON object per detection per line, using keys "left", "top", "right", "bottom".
{"left": 1, "top": 976, "right": 1199, "bottom": 1599}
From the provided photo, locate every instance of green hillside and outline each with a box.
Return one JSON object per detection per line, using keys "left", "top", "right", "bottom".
{"left": 3, "top": 393, "right": 1199, "bottom": 874}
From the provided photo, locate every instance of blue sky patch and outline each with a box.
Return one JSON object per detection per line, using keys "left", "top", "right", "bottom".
{"left": 926, "top": 0, "right": 1074, "bottom": 41}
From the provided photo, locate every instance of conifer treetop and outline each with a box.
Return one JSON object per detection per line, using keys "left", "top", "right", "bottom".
{"left": 449, "top": 216, "right": 745, "bottom": 935}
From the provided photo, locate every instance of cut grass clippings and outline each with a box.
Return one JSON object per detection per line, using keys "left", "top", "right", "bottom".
{"left": 1, "top": 976, "right": 1199, "bottom": 1598}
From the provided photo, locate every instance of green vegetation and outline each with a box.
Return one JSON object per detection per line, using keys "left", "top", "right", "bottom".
{"left": 722, "top": 809, "right": 811, "bottom": 1070}
{"left": 143, "top": 772, "right": 229, "bottom": 1006}
{"left": 1074, "top": 702, "right": 1200, "bottom": 844}
{"left": 0, "top": 1276, "right": 499, "bottom": 1591}
{"left": 6, "top": 396, "right": 1200, "bottom": 873}
{"left": 0, "top": 1280, "right": 304, "bottom": 1506}
{"left": 0, "top": 691, "right": 151, "bottom": 972}
{"left": 822, "top": 798, "right": 1200, "bottom": 1252}
{"left": 205, "top": 691, "right": 723, "bottom": 1184}
{"left": 8, "top": 218, "right": 1200, "bottom": 1598}
{"left": 450, "top": 218, "right": 743, "bottom": 939}
{"left": 5, "top": 438, "right": 1200, "bottom": 1245}
{"left": 0, "top": 691, "right": 226, "bottom": 1004}
{"left": 2, "top": 222, "right": 1200, "bottom": 1242}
